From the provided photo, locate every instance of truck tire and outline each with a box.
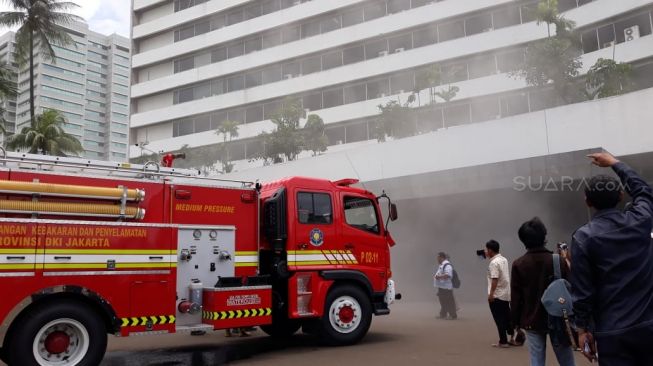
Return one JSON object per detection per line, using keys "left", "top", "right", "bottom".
{"left": 317, "top": 284, "right": 372, "bottom": 346}
{"left": 5, "top": 300, "right": 107, "bottom": 366}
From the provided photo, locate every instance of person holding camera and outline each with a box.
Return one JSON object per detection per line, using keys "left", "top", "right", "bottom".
{"left": 511, "top": 217, "right": 576, "bottom": 366}
{"left": 484, "top": 240, "right": 515, "bottom": 348}
{"left": 433, "top": 252, "right": 457, "bottom": 320}
{"left": 570, "top": 152, "right": 653, "bottom": 365}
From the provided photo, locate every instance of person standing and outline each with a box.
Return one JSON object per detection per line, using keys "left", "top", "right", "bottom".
{"left": 485, "top": 240, "right": 514, "bottom": 348}
{"left": 571, "top": 152, "right": 653, "bottom": 365}
{"left": 434, "top": 252, "right": 457, "bottom": 320}
{"left": 511, "top": 217, "right": 575, "bottom": 366}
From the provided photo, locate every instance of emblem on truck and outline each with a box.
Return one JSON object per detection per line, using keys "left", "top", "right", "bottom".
{"left": 309, "top": 228, "right": 324, "bottom": 247}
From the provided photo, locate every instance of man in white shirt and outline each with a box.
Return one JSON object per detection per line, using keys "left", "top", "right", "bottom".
{"left": 434, "top": 252, "right": 457, "bottom": 320}
{"left": 486, "top": 240, "right": 514, "bottom": 347}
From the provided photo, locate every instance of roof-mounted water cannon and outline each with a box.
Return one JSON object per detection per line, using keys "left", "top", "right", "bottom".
{"left": 161, "top": 153, "right": 186, "bottom": 168}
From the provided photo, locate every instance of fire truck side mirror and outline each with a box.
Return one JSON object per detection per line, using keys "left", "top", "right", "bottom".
{"left": 263, "top": 187, "right": 288, "bottom": 251}
{"left": 389, "top": 203, "right": 398, "bottom": 221}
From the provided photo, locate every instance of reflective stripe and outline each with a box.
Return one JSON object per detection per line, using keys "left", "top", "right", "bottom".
{"left": 40, "top": 249, "right": 176, "bottom": 255}
{"left": 44, "top": 270, "right": 170, "bottom": 277}
{"left": 43, "top": 254, "right": 176, "bottom": 264}
{"left": 287, "top": 250, "right": 359, "bottom": 266}
{"left": 0, "top": 271, "right": 35, "bottom": 277}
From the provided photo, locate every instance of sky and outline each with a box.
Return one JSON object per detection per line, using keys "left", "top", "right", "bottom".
{"left": 0, "top": 0, "right": 131, "bottom": 37}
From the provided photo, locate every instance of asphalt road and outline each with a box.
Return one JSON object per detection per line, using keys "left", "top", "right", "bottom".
{"left": 96, "top": 302, "right": 587, "bottom": 366}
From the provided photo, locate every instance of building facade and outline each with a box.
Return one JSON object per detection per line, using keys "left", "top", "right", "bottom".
{"left": 0, "top": 21, "right": 131, "bottom": 161}
{"left": 130, "top": 0, "right": 653, "bottom": 165}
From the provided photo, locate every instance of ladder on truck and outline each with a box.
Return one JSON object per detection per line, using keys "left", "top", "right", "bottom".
{"left": 0, "top": 147, "right": 256, "bottom": 188}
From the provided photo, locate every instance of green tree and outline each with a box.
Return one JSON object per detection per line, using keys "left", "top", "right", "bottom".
{"left": 374, "top": 99, "right": 416, "bottom": 142}
{"left": 0, "top": 62, "right": 17, "bottom": 136}
{"left": 7, "top": 109, "right": 83, "bottom": 156}
{"left": 0, "top": 0, "right": 82, "bottom": 122}
{"left": 413, "top": 66, "right": 441, "bottom": 106}
{"left": 584, "top": 58, "right": 633, "bottom": 100}
{"left": 255, "top": 97, "right": 305, "bottom": 164}
{"left": 215, "top": 120, "right": 239, "bottom": 173}
{"left": 512, "top": 0, "right": 582, "bottom": 104}
{"left": 303, "top": 114, "right": 328, "bottom": 156}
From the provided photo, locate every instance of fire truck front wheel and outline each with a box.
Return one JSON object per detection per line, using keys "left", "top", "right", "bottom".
{"left": 318, "top": 284, "right": 372, "bottom": 346}
{"left": 6, "top": 300, "right": 107, "bottom": 366}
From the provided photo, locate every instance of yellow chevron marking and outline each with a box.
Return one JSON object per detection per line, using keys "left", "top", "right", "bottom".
{"left": 121, "top": 318, "right": 129, "bottom": 327}
{"left": 150, "top": 316, "right": 158, "bottom": 325}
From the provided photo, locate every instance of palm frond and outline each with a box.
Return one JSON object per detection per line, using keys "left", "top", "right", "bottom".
{"left": 0, "top": 11, "right": 26, "bottom": 28}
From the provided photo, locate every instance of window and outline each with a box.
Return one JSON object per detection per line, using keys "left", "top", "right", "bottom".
{"left": 496, "top": 49, "right": 524, "bottom": 73}
{"left": 281, "top": 25, "right": 301, "bottom": 43}
{"left": 597, "top": 24, "right": 616, "bottom": 49}
{"left": 244, "top": 4, "right": 262, "bottom": 20}
{"left": 323, "top": 88, "right": 344, "bottom": 108}
{"left": 262, "top": 31, "right": 282, "bottom": 48}
{"left": 211, "top": 47, "right": 227, "bottom": 63}
{"left": 344, "top": 83, "right": 366, "bottom": 103}
{"left": 581, "top": 29, "right": 599, "bottom": 54}
{"left": 388, "top": 34, "right": 412, "bottom": 53}
{"left": 211, "top": 111, "right": 228, "bottom": 128}
{"left": 303, "top": 92, "right": 322, "bottom": 111}
{"left": 262, "top": 65, "right": 282, "bottom": 84}
{"left": 343, "top": 45, "right": 365, "bottom": 65}
{"left": 227, "top": 75, "right": 245, "bottom": 92}
{"left": 493, "top": 6, "right": 521, "bottom": 29}
{"left": 228, "top": 109, "right": 245, "bottom": 124}
{"left": 413, "top": 26, "right": 438, "bottom": 47}
{"left": 301, "top": 56, "right": 321, "bottom": 75}
{"left": 344, "top": 196, "right": 379, "bottom": 234}
{"left": 501, "top": 93, "right": 529, "bottom": 117}
{"left": 227, "top": 9, "right": 244, "bottom": 26}
{"left": 366, "top": 79, "right": 390, "bottom": 99}
{"left": 342, "top": 7, "right": 364, "bottom": 27}
{"left": 195, "top": 115, "right": 211, "bottom": 132}
{"left": 262, "top": 0, "right": 280, "bottom": 14}
{"left": 363, "top": 2, "right": 386, "bottom": 21}
{"left": 468, "top": 54, "right": 496, "bottom": 79}
{"left": 465, "top": 13, "right": 493, "bottom": 36}
{"left": 174, "top": 56, "right": 194, "bottom": 73}
{"left": 557, "top": 0, "right": 577, "bottom": 13}
{"left": 438, "top": 20, "right": 465, "bottom": 42}
{"left": 471, "top": 97, "right": 501, "bottom": 122}
{"left": 443, "top": 104, "right": 471, "bottom": 126}
{"left": 614, "top": 13, "right": 652, "bottom": 44}
{"left": 245, "top": 71, "right": 262, "bottom": 88}
{"left": 390, "top": 72, "right": 414, "bottom": 94}
{"left": 301, "top": 21, "right": 320, "bottom": 38}
{"left": 365, "top": 39, "right": 388, "bottom": 59}
{"left": 321, "top": 15, "right": 341, "bottom": 33}
{"left": 264, "top": 101, "right": 282, "bottom": 119}
{"left": 282, "top": 61, "right": 301, "bottom": 78}
{"left": 297, "top": 192, "right": 332, "bottom": 224}
{"left": 246, "top": 105, "right": 263, "bottom": 123}
{"left": 227, "top": 42, "right": 244, "bottom": 58}
{"left": 387, "top": 0, "right": 410, "bottom": 14}
{"left": 245, "top": 37, "right": 262, "bottom": 54}
{"left": 322, "top": 51, "right": 342, "bottom": 70}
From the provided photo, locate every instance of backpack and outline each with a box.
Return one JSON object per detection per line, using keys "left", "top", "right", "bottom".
{"left": 541, "top": 254, "right": 573, "bottom": 317}
{"left": 445, "top": 263, "right": 461, "bottom": 289}
{"left": 541, "top": 254, "right": 577, "bottom": 347}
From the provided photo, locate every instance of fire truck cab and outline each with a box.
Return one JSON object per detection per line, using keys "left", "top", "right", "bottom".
{"left": 0, "top": 151, "right": 398, "bottom": 366}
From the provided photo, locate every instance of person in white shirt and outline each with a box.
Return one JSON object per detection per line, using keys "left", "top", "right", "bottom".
{"left": 485, "top": 240, "right": 514, "bottom": 347}
{"left": 434, "top": 252, "right": 457, "bottom": 320}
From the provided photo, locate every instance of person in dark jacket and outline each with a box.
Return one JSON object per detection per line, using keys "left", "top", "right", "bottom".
{"left": 511, "top": 217, "right": 575, "bottom": 366}
{"left": 570, "top": 152, "right": 653, "bottom": 365}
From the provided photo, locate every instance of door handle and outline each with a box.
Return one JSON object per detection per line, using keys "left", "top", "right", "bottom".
{"left": 54, "top": 256, "right": 71, "bottom": 260}
{"left": 298, "top": 243, "right": 308, "bottom": 249}
{"left": 149, "top": 256, "right": 164, "bottom": 260}
{"left": 6, "top": 256, "right": 26, "bottom": 260}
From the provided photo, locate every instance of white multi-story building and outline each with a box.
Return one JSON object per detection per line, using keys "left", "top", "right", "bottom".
{"left": 0, "top": 21, "right": 131, "bottom": 161}
{"left": 130, "top": 0, "right": 653, "bottom": 164}
{"left": 131, "top": 0, "right": 653, "bottom": 300}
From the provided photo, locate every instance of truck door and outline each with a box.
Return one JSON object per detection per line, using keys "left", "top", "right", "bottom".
{"left": 290, "top": 190, "right": 338, "bottom": 269}
{"left": 338, "top": 193, "right": 387, "bottom": 290}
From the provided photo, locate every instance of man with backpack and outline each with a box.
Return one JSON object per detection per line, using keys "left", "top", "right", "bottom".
{"left": 511, "top": 217, "right": 576, "bottom": 366}
{"left": 571, "top": 152, "right": 653, "bottom": 365}
{"left": 485, "top": 240, "right": 514, "bottom": 348}
{"left": 434, "top": 252, "right": 458, "bottom": 320}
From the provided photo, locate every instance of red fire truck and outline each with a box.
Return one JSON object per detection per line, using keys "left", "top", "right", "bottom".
{"left": 0, "top": 151, "right": 399, "bottom": 366}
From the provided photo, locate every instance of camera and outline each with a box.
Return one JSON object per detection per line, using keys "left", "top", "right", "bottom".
{"left": 476, "top": 249, "right": 486, "bottom": 259}
{"left": 557, "top": 242, "right": 568, "bottom": 251}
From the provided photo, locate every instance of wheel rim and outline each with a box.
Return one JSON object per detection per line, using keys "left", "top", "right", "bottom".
{"left": 328, "top": 295, "right": 361, "bottom": 334}
{"left": 33, "top": 318, "right": 90, "bottom": 366}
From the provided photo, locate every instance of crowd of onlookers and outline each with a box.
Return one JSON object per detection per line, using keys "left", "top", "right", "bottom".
{"left": 434, "top": 152, "right": 653, "bottom": 366}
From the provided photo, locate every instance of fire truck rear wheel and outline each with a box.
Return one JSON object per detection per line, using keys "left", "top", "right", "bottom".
{"left": 318, "top": 284, "right": 372, "bottom": 346}
{"left": 6, "top": 300, "right": 107, "bottom": 366}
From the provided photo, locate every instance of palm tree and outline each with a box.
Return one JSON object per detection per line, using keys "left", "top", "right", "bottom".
{"left": 0, "top": 61, "right": 17, "bottom": 136}
{"left": 7, "top": 109, "right": 83, "bottom": 156}
{"left": 0, "top": 0, "right": 82, "bottom": 122}
{"left": 215, "top": 120, "right": 239, "bottom": 173}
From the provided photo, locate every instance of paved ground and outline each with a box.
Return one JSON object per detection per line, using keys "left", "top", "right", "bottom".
{"left": 96, "top": 302, "right": 586, "bottom": 366}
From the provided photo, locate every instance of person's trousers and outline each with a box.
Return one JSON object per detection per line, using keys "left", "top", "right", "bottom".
{"left": 437, "top": 288, "right": 457, "bottom": 318}
{"left": 525, "top": 330, "right": 576, "bottom": 366}
{"left": 595, "top": 323, "right": 653, "bottom": 366}
{"left": 489, "top": 299, "right": 513, "bottom": 344}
